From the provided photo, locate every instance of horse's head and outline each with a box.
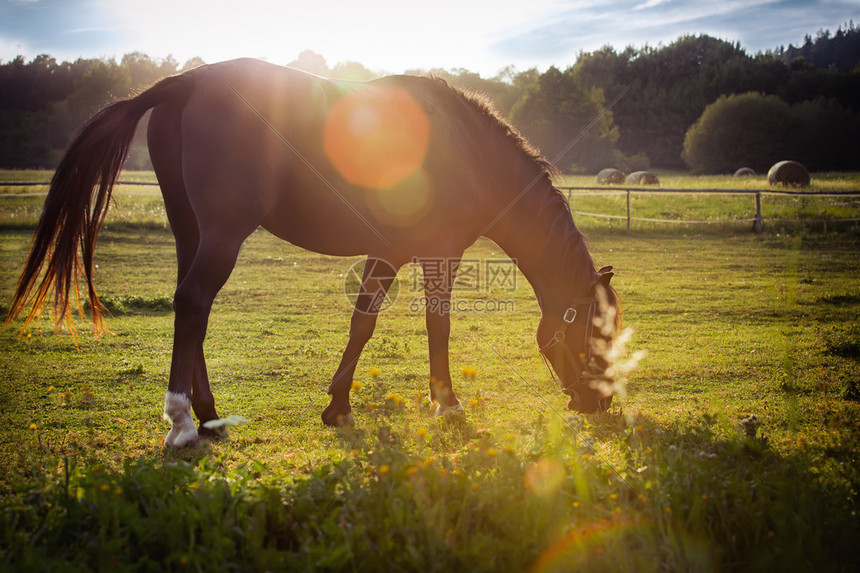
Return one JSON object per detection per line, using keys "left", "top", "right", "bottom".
{"left": 537, "top": 266, "right": 620, "bottom": 414}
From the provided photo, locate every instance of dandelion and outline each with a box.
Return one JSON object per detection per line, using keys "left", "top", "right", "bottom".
{"left": 460, "top": 366, "right": 477, "bottom": 378}
{"left": 351, "top": 380, "right": 362, "bottom": 391}
{"left": 468, "top": 399, "right": 479, "bottom": 408}
{"left": 572, "top": 501, "right": 582, "bottom": 509}
{"left": 416, "top": 428, "right": 427, "bottom": 438}
{"left": 609, "top": 493, "right": 619, "bottom": 501}
{"left": 406, "top": 467, "right": 418, "bottom": 477}
{"left": 369, "top": 367, "right": 380, "bottom": 379}
{"left": 28, "top": 423, "right": 37, "bottom": 431}
{"left": 379, "top": 464, "right": 390, "bottom": 475}
{"left": 486, "top": 448, "right": 497, "bottom": 457}
{"left": 47, "top": 386, "right": 55, "bottom": 393}
{"left": 701, "top": 494, "right": 709, "bottom": 501}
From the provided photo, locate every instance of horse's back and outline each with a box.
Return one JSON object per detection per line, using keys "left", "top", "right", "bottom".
{"left": 157, "top": 59, "right": 491, "bottom": 259}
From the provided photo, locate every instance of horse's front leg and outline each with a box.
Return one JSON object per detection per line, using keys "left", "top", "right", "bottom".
{"left": 322, "top": 257, "right": 399, "bottom": 426}
{"left": 422, "top": 258, "right": 463, "bottom": 416}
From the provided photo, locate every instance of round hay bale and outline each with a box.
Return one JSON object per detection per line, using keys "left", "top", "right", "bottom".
{"left": 767, "top": 160, "right": 809, "bottom": 187}
{"left": 596, "top": 168, "right": 625, "bottom": 185}
{"left": 625, "top": 171, "right": 659, "bottom": 186}
{"left": 734, "top": 167, "right": 756, "bottom": 177}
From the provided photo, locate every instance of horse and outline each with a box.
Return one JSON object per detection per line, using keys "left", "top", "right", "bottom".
{"left": 6, "top": 58, "right": 620, "bottom": 447}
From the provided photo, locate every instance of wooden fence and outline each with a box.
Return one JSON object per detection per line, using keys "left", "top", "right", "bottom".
{"left": 3, "top": 181, "right": 860, "bottom": 233}
{"left": 558, "top": 186, "right": 860, "bottom": 233}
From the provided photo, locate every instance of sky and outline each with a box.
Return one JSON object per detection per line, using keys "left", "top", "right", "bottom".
{"left": 1, "top": 0, "right": 859, "bottom": 76}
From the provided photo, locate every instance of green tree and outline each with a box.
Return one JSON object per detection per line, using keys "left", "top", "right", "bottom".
{"left": 682, "top": 93, "right": 798, "bottom": 173}
{"left": 510, "top": 66, "right": 618, "bottom": 173}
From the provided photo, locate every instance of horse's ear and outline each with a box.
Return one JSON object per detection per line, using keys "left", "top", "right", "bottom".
{"left": 593, "top": 267, "right": 614, "bottom": 291}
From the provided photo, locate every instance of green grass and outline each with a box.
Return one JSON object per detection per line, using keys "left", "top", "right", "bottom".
{"left": 1, "top": 171, "right": 859, "bottom": 571}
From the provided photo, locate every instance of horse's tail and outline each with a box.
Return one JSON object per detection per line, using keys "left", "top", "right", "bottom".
{"left": 5, "top": 73, "right": 193, "bottom": 336}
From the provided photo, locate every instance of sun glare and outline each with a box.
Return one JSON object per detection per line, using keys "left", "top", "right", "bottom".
{"left": 324, "top": 86, "right": 429, "bottom": 190}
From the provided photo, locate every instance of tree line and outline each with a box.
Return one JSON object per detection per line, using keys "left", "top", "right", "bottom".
{"left": 1, "top": 24, "right": 859, "bottom": 173}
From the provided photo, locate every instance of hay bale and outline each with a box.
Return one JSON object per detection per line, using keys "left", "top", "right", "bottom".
{"left": 734, "top": 167, "right": 756, "bottom": 177}
{"left": 596, "top": 168, "right": 625, "bottom": 185}
{"left": 767, "top": 160, "right": 810, "bottom": 187}
{"left": 625, "top": 171, "right": 659, "bottom": 186}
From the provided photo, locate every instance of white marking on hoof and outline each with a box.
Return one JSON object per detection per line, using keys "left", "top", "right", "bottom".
{"left": 163, "top": 391, "right": 198, "bottom": 447}
{"left": 434, "top": 400, "right": 465, "bottom": 418}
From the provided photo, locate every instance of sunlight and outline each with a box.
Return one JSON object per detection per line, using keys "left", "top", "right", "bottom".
{"left": 324, "top": 86, "right": 429, "bottom": 190}
{"left": 101, "top": 0, "right": 565, "bottom": 75}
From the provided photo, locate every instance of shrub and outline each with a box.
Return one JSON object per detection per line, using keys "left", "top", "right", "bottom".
{"left": 683, "top": 93, "right": 860, "bottom": 173}
{"left": 682, "top": 93, "right": 797, "bottom": 174}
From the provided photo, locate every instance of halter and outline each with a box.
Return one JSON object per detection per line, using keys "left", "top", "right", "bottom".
{"left": 538, "top": 298, "right": 599, "bottom": 400}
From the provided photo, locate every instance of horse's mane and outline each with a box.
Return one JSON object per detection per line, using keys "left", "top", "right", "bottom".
{"left": 427, "top": 77, "right": 617, "bottom": 316}
{"left": 431, "top": 77, "right": 558, "bottom": 182}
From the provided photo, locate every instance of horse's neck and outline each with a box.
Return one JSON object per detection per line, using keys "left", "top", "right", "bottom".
{"left": 487, "top": 183, "right": 595, "bottom": 312}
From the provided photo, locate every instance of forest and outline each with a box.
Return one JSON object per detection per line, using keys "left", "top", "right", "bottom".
{"left": 1, "top": 23, "right": 859, "bottom": 173}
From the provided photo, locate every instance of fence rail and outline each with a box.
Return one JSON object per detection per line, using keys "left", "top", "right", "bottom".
{"left": 557, "top": 186, "right": 860, "bottom": 233}
{"left": 3, "top": 182, "right": 860, "bottom": 233}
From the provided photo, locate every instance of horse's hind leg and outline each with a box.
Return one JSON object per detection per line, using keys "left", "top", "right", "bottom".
{"left": 162, "top": 233, "right": 250, "bottom": 446}
{"left": 322, "top": 257, "right": 399, "bottom": 426}
{"left": 150, "top": 105, "right": 229, "bottom": 444}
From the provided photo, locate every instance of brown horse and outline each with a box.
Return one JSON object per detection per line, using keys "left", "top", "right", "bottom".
{"left": 7, "top": 58, "right": 619, "bottom": 447}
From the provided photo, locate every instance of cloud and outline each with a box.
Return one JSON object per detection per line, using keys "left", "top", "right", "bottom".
{"left": 635, "top": 0, "right": 672, "bottom": 9}
{"left": 490, "top": 0, "right": 860, "bottom": 68}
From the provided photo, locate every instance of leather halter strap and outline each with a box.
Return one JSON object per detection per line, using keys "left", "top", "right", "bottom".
{"left": 539, "top": 299, "right": 598, "bottom": 396}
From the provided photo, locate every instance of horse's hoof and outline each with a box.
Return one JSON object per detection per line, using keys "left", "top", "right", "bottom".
{"left": 163, "top": 391, "right": 198, "bottom": 447}
{"left": 322, "top": 399, "right": 354, "bottom": 427}
{"left": 322, "top": 410, "right": 355, "bottom": 427}
{"left": 164, "top": 426, "right": 199, "bottom": 448}
{"left": 198, "top": 423, "right": 228, "bottom": 441}
{"left": 434, "top": 400, "right": 465, "bottom": 418}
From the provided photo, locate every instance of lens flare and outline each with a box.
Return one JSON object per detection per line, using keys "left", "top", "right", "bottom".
{"left": 324, "top": 86, "right": 430, "bottom": 190}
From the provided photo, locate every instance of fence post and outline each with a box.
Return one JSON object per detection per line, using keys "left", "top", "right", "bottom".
{"left": 626, "top": 190, "right": 631, "bottom": 233}
{"left": 753, "top": 191, "right": 762, "bottom": 233}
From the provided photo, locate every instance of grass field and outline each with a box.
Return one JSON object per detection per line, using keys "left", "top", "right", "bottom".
{"left": 1, "top": 171, "right": 859, "bottom": 571}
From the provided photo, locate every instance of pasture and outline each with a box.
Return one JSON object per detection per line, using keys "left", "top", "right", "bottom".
{"left": 1, "top": 171, "right": 859, "bottom": 571}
